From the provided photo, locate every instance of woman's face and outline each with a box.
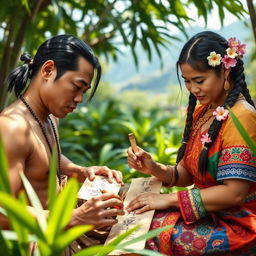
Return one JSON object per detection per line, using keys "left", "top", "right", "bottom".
{"left": 180, "top": 63, "right": 229, "bottom": 108}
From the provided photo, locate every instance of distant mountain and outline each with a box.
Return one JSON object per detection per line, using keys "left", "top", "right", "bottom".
{"left": 102, "top": 20, "right": 252, "bottom": 93}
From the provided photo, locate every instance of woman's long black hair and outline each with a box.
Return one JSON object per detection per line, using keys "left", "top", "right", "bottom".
{"left": 176, "top": 31, "right": 255, "bottom": 175}
{"left": 7, "top": 34, "right": 101, "bottom": 101}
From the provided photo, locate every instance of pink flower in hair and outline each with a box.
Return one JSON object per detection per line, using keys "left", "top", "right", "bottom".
{"left": 228, "top": 37, "right": 239, "bottom": 48}
{"left": 213, "top": 106, "right": 229, "bottom": 121}
{"left": 201, "top": 133, "right": 212, "bottom": 145}
{"left": 221, "top": 55, "right": 237, "bottom": 69}
{"left": 236, "top": 43, "right": 246, "bottom": 57}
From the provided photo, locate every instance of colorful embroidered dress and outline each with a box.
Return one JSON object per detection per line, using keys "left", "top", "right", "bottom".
{"left": 146, "top": 98, "right": 256, "bottom": 256}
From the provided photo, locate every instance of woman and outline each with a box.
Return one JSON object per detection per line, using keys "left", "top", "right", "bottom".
{"left": 127, "top": 31, "right": 256, "bottom": 255}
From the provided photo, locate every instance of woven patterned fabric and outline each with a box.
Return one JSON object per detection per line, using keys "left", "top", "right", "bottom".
{"left": 146, "top": 98, "right": 256, "bottom": 255}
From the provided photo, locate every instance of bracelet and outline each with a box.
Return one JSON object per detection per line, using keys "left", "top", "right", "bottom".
{"left": 164, "top": 164, "right": 179, "bottom": 187}
{"left": 177, "top": 188, "right": 206, "bottom": 224}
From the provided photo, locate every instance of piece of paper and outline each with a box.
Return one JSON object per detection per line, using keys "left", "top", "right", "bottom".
{"left": 77, "top": 175, "right": 121, "bottom": 200}
{"left": 105, "top": 177, "right": 162, "bottom": 255}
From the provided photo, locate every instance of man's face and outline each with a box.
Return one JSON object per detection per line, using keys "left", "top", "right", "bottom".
{"left": 41, "top": 57, "right": 94, "bottom": 118}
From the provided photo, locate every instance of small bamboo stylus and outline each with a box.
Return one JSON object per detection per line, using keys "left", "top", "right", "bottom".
{"left": 128, "top": 133, "right": 139, "bottom": 153}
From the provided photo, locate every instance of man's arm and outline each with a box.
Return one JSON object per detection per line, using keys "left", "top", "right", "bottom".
{"left": 0, "top": 115, "right": 32, "bottom": 228}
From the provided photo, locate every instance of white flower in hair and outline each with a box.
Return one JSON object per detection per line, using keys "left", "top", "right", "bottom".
{"left": 207, "top": 51, "right": 222, "bottom": 67}
{"left": 226, "top": 48, "right": 238, "bottom": 59}
{"left": 213, "top": 106, "right": 229, "bottom": 121}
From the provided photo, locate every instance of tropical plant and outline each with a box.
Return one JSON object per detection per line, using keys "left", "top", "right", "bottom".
{"left": 0, "top": 138, "right": 170, "bottom": 256}
{"left": 59, "top": 97, "right": 183, "bottom": 183}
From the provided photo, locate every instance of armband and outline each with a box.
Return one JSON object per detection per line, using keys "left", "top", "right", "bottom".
{"left": 177, "top": 188, "right": 206, "bottom": 224}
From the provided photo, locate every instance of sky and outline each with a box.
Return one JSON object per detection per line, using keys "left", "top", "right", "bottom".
{"left": 187, "top": 0, "right": 249, "bottom": 30}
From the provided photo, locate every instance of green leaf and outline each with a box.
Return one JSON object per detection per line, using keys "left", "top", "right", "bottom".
{"left": 121, "top": 248, "right": 165, "bottom": 256}
{"left": 119, "top": 225, "right": 169, "bottom": 247}
{"left": 46, "top": 178, "right": 78, "bottom": 242}
{"left": 228, "top": 107, "right": 256, "bottom": 154}
{"left": 0, "top": 137, "right": 11, "bottom": 194}
{"left": 0, "top": 192, "right": 45, "bottom": 241}
{"left": 10, "top": 191, "right": 30, "bottom": 256}
{"left": 0, "top": 230, "right": 11, "bottom": 255}
{"left": 20, "top": 172, "right": 47, "bottom": 232}
{"left": 73, "top": 245, "right": 116, "bottom": 256}
{"left": 21, "top": 0, "right": 31, "bottom": 15}
{"left": 1, "top": 230, "right": 37, "bottom": 242}
{"left": 106, "top": 225, "right": 140, "bottom": 247}
{"left": 52, "top": 225, "right": 92, "bottom": 254}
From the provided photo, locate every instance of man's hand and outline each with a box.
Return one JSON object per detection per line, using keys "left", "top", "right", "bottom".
{"left": 83, "top": 166, "right": 123, "bottom": 185}
{"left": 70, "top": 192, "right": 124, "bottom": 229}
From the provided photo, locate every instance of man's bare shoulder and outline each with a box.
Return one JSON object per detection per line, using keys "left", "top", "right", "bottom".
{"left": 0, "top": 101, "right": 31, "bottom": 144}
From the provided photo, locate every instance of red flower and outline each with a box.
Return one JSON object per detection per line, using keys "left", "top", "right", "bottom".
{"left": 173, "top": 244, "right": 185, "bottom": 256}
{"left": 151, "top": 221, "right": 161, "bottom": 229}
{"left": 240, "top": 150, "right": 252, "bottom": 161}
{"left": 192, "top": 237, "right": 206, "bottom": 250}
{"left": 222, "top": 152, "right": 232, "bottom": 162}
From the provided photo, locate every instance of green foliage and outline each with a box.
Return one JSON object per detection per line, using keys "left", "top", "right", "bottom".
{"left": 228, "top": 107, "right": 256, "bottom": 154}
{"left": 0, "top": 137, "right": 170, "bottom": 256}
{"left": 59, "top": 97, "right": 183, "bottom": 183}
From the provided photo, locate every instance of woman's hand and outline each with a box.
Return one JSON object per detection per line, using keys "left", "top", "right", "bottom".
{"left": 126, "top": 192, "right": 176, "bottom": 214}
{"left": 127, "top": 146, "right": 156, "bottom": 175}
{"left": 83, "top": 166, "right": 123, "bottom": 185}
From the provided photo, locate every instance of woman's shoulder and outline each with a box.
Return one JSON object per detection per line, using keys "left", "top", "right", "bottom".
{"left": 222, "top": 98, "right": 256, "bottom": 145}
{"left": 228, "top": 98, "right": 256, "bottom": 126}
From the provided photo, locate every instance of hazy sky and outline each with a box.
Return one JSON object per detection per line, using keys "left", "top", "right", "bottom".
{"left": 187, "top": 0, "right": 249, "bottom": 29}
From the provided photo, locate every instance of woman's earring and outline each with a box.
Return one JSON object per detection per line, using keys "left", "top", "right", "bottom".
{"left": 224, "top": 80, "right": 230, "bottom": 91}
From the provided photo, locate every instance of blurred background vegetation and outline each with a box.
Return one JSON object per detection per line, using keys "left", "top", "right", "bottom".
{"left": 0, "top": 0, "right": 255, "bottom": 183}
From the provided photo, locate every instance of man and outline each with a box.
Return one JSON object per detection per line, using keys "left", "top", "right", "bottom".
{"left": 0, "top": 35, "right": 124, "bottom": 231}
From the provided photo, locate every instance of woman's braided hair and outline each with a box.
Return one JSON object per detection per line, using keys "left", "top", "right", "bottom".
{"left": 176, "top": 31, "right": 255, "bottom": 175}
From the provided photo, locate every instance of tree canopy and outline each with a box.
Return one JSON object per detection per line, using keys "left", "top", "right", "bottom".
{"left": 0, "top": 0, "right": 248, "bottom": 110}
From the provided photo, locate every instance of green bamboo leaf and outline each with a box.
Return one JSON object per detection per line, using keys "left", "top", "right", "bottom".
{"left": 48, "top": 147, "right": 57, "bottom": 212}
{"left": 10, "top": 191, "right": 30, "bottom": 256}
{"left": 0, "top": 230, "right": 11, "bottom": 255}
{"left": 130, "top": 46, "right": 138, "bottom": 67}
{"left": 0, "top": 137, "right": 11, "bottom": 194}
{"left": 106, "top": 225, "right": 140, "bottom": 247}
{"left": 119, "top": 225, "right": 169, "bottom": 247}
{"left": 21, "top": 0, "right": 31, "bottom": 15}
{"left": 20, "top": 172, "right": 47, "bottom": 232}
{"left": 140, "top": 29, "right": 152, "bottom": 61}
{"left": 73, "top": 244, "right": 116, "bottom": 256}
{"left": 52, "top": 225, "right": 92, "bottom": 254}
{"left": 0, "top": 192, "right": 45, "bottom": 241}
{"left": 46, "top": 178, "right": 78, "bottom": 242}
{"left": 122, "top": 248, "right": 165, "bottom": 255}
{"left": 228, "top": 107, "right": 256, "bottom": 154}
{"left": 1, "top": 230, "right": 37, "bottom": 242}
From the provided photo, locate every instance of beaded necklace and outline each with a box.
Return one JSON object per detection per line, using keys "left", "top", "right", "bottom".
{"left": 191, "top": 105, "right": 214, "bottom": 137}
{"left": 19, "top": 95, "right": 61, "bottom": 184}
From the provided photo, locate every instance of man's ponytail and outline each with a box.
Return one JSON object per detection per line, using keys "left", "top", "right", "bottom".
{"left": 7, "top": 53, "right": 33, "bottom": 97}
